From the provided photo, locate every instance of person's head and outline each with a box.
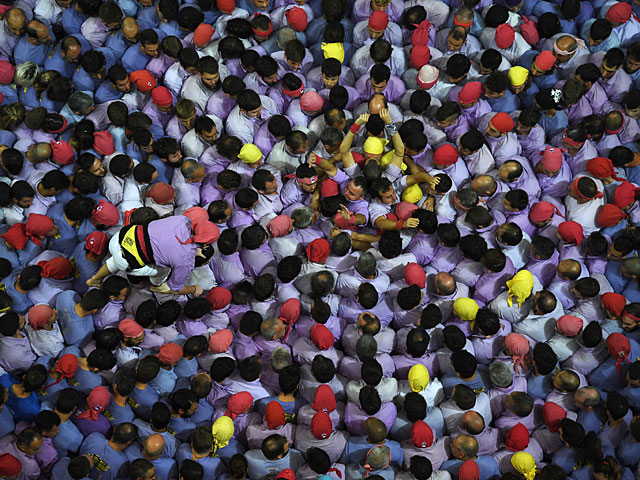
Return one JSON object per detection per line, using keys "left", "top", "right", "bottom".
{"left": 179, "top": 460, "right": 203, "bottom": 480}
{"left": 450, "top": 434, "right": 479, "bottom": 461}
{"left": 261, "top": 434, "right": 289, "bottom": 460}
{"left": 130, "top": 459, "right": 154, "bottom": 480}
{"left": 111, "top": 422, "right": 138, "bottom": 447}
{"left": 16, "top": 428, "right": 43, "bottom": 456}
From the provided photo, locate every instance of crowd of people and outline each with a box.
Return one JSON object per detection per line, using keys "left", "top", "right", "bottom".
{"left": 2, "top": 0, "right": 640, "bottom": 478}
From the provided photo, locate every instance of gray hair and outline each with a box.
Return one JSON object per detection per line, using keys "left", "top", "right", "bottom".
{"left": 489, "top": 361, "right": 513, "bottom": 388}
{"left": 68, "top": 91, "right": 94, "bottom": 114}
{"left": 355, "top": 334, "right": 377, "bottom": 362}
{"left": 366, "top": 446, "right": 391, "bottom": 471}
{"left": 320, "top": 127, "right": 344, "bottom": 147}
{"left": 260, "top": 317, "right": 282, "bottom": 340}
{"left": 181, "top": 159, "right": 203, "bottom": 181}
{"left": 270, "top": 346, "right": 292, "bottom": 372}
{"left": 14, "top": 61, "right": 39, "bottom": 87}
{"left": 291, "top": 206, "right": 314, "bottom": 229}
{"left": 356, "top": 252, "right": 377, "bottom": 278}
{"left": 276, "top": 27, "right": 297, "bottom": 50}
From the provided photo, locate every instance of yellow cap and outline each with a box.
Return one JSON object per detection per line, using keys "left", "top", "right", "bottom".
{"left": 401, "top": 184, "right": 423, "bottom": 203}
{"left": 380, "top": 150, "right": 407, "bottom": 172}
{"left": 508, "top": 66, "right": 529, "bottom": 87}
{"left": 211, "top": 416, "right": 234, "bottom": 455}
{"left": 321, "top": 42, "right": 345, "bottom": 63}
{"left": 408, "top": 364, "right": 430, "bottom": 392}
{"left": 363, "top": 136, "right": 388, "bottom": 155}
{"left": 511, "top": 452, "right": 537, "bottom": 480}
{"left": 238, "top": 143, "right": 263, "bottom": 164}
{"left": 506, "top": 270, "right": 534, "bottom": 308}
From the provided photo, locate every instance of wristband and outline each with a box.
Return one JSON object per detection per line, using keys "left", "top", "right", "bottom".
{"left": 350, "top": 123, "right": 361, "bottom": 134}
{"left": 385, "top": 122, "right": 397, "bottom": 137}
{"left": 396, "top": 220, "right": 405, "bottom": 230}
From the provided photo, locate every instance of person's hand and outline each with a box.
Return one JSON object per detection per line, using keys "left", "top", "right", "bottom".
{"left": 338, "top": 204, "right": 351, "bottom": 220}
{"left": 403, "top": 218, "right": 420, "bottom": 229}
{"left": 329, "top": 226, "right": 342, "bottom": 238}
{"left": 193, "top": 285, "right": 204, "bottom": 296}
{"left": 355, "top": 113, "right": 370, "bottom": 126}
{"left": 308, "top": 152, "right": 318, "bottom": 166}
{"left": 86, "top": 276, "right": 102, "bottom": 287}
{"left": 425, "top": 174, "right": 440, "bottom": 189}
{"left": 422, "top": 195, "right": 436, "bottom": 212}
{"left": 380, "top": 108, "right": 392, "bottom": 125}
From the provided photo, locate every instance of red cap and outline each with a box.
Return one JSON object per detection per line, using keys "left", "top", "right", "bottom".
{"left": 607, "top": 2, "right": 632, "bottom": 23}
{"left": 597, "top": 203, "right": 626, "bottom": 227}
{"left": 85, "top": 231, "right": 108, "bottom": 255}
{"left": 38, "top": 257, "right": 73, "bottom": 279}
{"left": 92, "top": 199, "right": 120, "bottom": 226}
{"left": 490, "top": 112, "right": 514, "bottom": 133}
{"left": 410, "top": 420, "right": 434, "bottom": 448}
{"left": 410, "top": 45, "right": 431, "bottom": 69}
{"left": 540, "top": 145, "right": 563, "bottom": 171}
{"left": 369, "top": 10, "right": 389, "bottom": 30}
{"left": 457, "top": 81, "right": 483, "bottom": 104}
{"left": 157, "top": 343, "right": 183, "bottom": 365}
{"left": 275, "top": 469, "right": 296, "bottom": 480}
{"left": 602, "top": 292, "right": 627, "bottom": 317}
{"left": 50, "top": 140, "right": 75, "bottom": 165}
{"left": 495, "top": 23, "right": 515, "bottom": 49}
{"left": 529, "top": 201, "right": 559, "bottom": 223}
{"left": 320, "top": 178, "right": 339, "bottom": 197}
{"left": 312, "top": 385, "right": 337, "bottom": 413}
{"left": 396, "top": 201, "right": 419, "bottom": 220}
{"left": 208, "top": 329, "right": 233, "bottom": 353}
{"left": 152, "top": 86, "right": 173, "bottom": 107}
{"left": 433, "top": 144, "right": 459, "bottom": 166}
{"left": 505, "top": 423, "right": 530, "bottom": 452}
{"left": 28, "top": 304, "right": 53, "bottom": 330}
{"left": 587, "top": 157, "right": 620, "bottom": 179}
{"left": 285, "top": 7, "right": 308, "bottom": 31}
{"left": 404, "top": 263, "right": 426, "bottom": 289}
{"left": 193, "top": 23, "right": 215, "bottom": 47}
{"left": 206, "top": 286, "right": 232, "bottom": 310}
{"left": 557, "top": 220, "right": 584, "bottom": 245}
{"left": 93, "top": 130, "right": 115, "bottom": 156}
{"left": 130, "top": 70, "right": 157, "bottom": 93}
{"left": 459, "top": 460, "right": 480, "bottom": 480}
{"left": 119, "top": 318, "right": 144, "bottom": 338}
{"left": 0, "top": 454, "right": 21, "bottom": 477}
{"left": 0, "top": 61, "right": 15, "bottom": 84}
{"left": 217, "top": 0, "right": 235, "bottom": 14}
{"left": 310, "top": 323, "right": 334, "bottom": 350}
{"left": 265, "top": 401, "right": 286, "bottom": 429}
{"left": 556, "top": 315, "right": 583, "bottom": 337}
{"left": 534, "top": 51, "right": 556, "bottom": 71}
{"left": 613, "top": 181, "right": 640, "bottom": 208}
{"left": 147, "top": 182, "right": 176, "bottom": 204}
{"left": 311, "top": 411, "right": 333, "bottom": 439}
{"left": 543, "top": 401, "right": 566, "bottom": 432}
{"left": 306, "top": 238, "right": 331, "bottom": 263}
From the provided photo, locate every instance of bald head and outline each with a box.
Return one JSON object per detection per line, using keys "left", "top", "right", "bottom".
{"left": 433, "top": 272, "right": 456, "bottom": 296}
{"left": 622, "top": 257, "right": 640, "bottom": 278}
{"left": 471, "top": 175, "right": 497, "bottom": 196}
{"left": 557, "top": 259, "right": 581, "bottom": 281}
{"left": 121, "top": 17, "right": 140, "bottom": 42}
{"left": 555, "top": 35, "right": 578, "bottom": 62}
{"left": 452, "top": 434, "right": 479, "bottom": 460}
{"left": 461, "top": 411, "right": 485, "bottom": 434}
{"left": 364, "top": 417, "right": 387, "bottom": 443}
{"left": 553, "top": 369, "right": 580, "bottom": 392}
{"left": 26, "top": 19, "right": 51, "bottom": 45}
{"left": 29, "top": 142, "right": 52, "bottom": 163}
{"left": 143, "top": 434, "right": 165, "bottom": 460}
{"left": 574, "top": 386, "right": 601, "bottom": 410}
{"left": 368, "top": 94, "right": 387, "bottom": 115}
{"left": 7, "top": 8, "right": 27, "bottom": 36}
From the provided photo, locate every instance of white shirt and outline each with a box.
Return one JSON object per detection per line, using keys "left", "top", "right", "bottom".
{"left": 25, "top": 323, "right": 64, "bottom": 357}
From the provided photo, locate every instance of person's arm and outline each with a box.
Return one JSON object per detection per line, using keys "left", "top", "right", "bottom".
{"left": 406, "top": 171, "right": 440, "bottom": 189}
{"left": 374, "top": 215, "right": 420, "bottom": 231}
{"left": 310, "top": 152, "right": 337, "bottom": 177}
{"left": 86, "top": 263, "right": 114, "bottom": 287}
{"left": 403, "top": 155, "right": 426, "bottom": 175}
{"left": 380, "top": 108, "right": 404, "bottom": 168}
{"left": 340, "top": 113, "right": 370, "bottom": 169}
